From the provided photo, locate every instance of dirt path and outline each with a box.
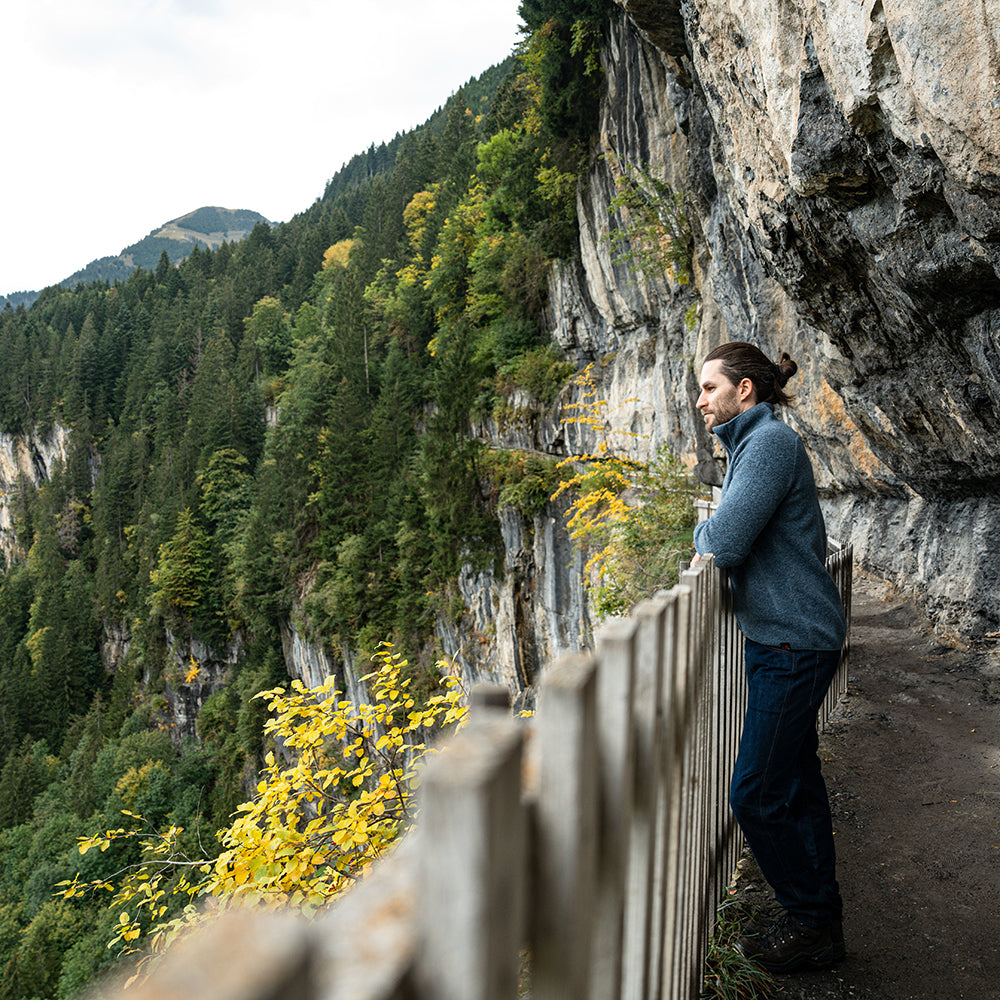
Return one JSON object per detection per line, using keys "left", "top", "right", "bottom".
{"left": 734, "top": 571, "right": 1000, "bottom": 1000}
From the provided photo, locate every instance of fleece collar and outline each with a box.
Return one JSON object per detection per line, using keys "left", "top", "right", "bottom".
{"left": 713, "top": 401, "right": 776, "bottom": 455}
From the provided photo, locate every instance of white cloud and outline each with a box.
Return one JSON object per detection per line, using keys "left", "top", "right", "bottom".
{"left": 0, "top": 0, "right": 524, "bottom": 294}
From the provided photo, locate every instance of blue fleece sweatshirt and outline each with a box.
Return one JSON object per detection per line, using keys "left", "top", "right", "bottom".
{"left": 693, "top": 403, "right": 846, "bottom": 651}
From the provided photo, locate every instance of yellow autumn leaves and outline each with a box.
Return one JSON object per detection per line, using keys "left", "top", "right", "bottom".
{"left": 57, "top": 643, "right": 468, "bottom": 977}
{"left": 554, "top": 364, "right": 698, "bottom": 618}
{"left": 207, "top": 644, "right": 466, "bottom": 907}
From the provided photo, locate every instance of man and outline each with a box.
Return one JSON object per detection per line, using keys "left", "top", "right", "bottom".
{"left": 692, "top": 341, "right": 847, "bottom": 973}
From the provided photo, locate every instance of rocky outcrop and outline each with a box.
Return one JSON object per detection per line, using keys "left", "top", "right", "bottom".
{"left": 279, "top": 621, "right": 370, "bottom": 707}
{"left": 81, "top": 1, "right": 1000, "bottom": 717}
{"left": 437, "top": 499, "right": 592, "bottom": 709}
{"left": 163, "top": 631, "right": 241, "bottom": 741}
{"left": 0, "top": 425, "right": 73, "bottom": 564}
{"left": 679, "top": 1, "right": 1000, "bottom": 496}
{"left": 8, "top": 6, "right": 997, "bottom": 730}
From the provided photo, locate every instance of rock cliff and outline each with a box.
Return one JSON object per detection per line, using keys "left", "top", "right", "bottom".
{"left": 445, "top": 1, "right": 1000, "bottom": 697}
{"left": 564, "top": 0, "right": 1000, "bottom": 638}
{"left": 155, "top": 6, "right": 999, "bottom": 707}
{"left": 0, "top": 425, "right": 73, "bottom": 564}
{"left": 9, "top": 5, "right": 998, "bottom": 718}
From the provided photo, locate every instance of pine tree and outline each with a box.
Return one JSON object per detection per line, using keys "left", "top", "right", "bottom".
{"left": 149, "top": 508, "right": 214, "bottom": 633}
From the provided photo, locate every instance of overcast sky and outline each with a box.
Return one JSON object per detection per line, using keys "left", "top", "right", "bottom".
{"left": 0, "top": 0, "right": 524, "bottom": 295}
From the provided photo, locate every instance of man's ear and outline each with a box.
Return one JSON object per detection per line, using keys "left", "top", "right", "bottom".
{"left": 737, "top": 377, "right": 755, "bottom": 404}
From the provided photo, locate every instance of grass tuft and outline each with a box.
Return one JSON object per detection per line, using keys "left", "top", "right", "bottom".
{"left": 701, "top": 895, "right": 776, "bottom": 1000}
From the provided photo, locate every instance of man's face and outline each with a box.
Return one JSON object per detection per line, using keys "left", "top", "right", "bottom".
{"left": 696, "top": 359, "right": 751, "bottom": 431}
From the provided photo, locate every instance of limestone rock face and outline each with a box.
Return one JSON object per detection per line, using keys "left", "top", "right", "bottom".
{"left": 279, "top": 621, "right": 369, "bottom": 707}
{"left": 437, "top": 499, "right": 592, "bottom": 710}
{"left": 677, "top": 0, "right": 1000, "bottom": 493}
{"left": 162, "top": 631, "right": 241, "bottom": 742}
{"left": 121, "top": 0, "right": 1000, "bottom": 710}
{"left": 570, "top": 0, "right": 1000, "bottom": 636}
{"left": 0, "top": 425, "right": 74, "bottom": 564}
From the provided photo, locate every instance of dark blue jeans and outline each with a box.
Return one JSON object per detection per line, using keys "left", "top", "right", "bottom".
{"left": 730, "top": 638, "right": 843, "bottom": 928}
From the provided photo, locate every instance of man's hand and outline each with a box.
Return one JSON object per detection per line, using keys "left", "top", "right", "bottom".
{"left": 691, "top": 552, "right": 712, "bottom": 565}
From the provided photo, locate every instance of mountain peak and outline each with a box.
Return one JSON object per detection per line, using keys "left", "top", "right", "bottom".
{"left": 1, "top": 206, "right": 272, "bottom": 309}
{"left": 156, "top": 206, "right": 273, "bottom": 243}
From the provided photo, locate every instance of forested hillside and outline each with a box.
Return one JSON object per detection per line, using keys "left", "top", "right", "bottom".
{"left": 0, "top": 2, "right": 617, "bottom": 995}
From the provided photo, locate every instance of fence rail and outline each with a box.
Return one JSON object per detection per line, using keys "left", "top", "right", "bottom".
{"left": 117, "top": 545, "right": 851, "bottom": 1000}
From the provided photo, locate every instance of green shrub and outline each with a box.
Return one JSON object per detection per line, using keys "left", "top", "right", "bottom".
{"left": 603, "top": 155, "right": 693, "bottom": 285}
{"left": 496, "top": 344, "right": 576, "bottom": 405}
{"left": 701, "top": 896, "right": 775, "bottom": 999}
{"left": 483, "top": 449, "right": 564, "bottom": 517}
{"left": 588, "top": 447, "right": 698, "bottom": 618}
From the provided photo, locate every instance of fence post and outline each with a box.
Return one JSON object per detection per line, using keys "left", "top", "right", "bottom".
{"left": 699, "top": 562, "right": 729, "bottom": 933}
{"left": 680, "top": 562, "right": 714, "bottom": 1000}
{"left": 647, "top": 588, "right": 680, "bottom": 1000}
{"left": 532, "top": 652, "right": 599, "bottom": 1000}
{"left": 621, "top": 596, "right": 669, "bottom": 1000}
{"left": 716, "top": 566, "right": 746, "bottom": 906}
{"left": 821, "top": 543, "right": 853, "bottom": 727}
{"left": 316, "top": 842, "right": 417, "bottom": 1000}
{"left": 413, "top": 715, "right": 525, "bottom": 1000}
{"left": 588, "top": 618, "right": 638, "bottom": 1000}
{"left": 665, "top": 578, "right": 699, "bottom": 1000}
{"left": 469, "top": 683, "right": 511, "bottom": 717}
{"left": 104, "top": 910, "right": 316, "bottom": 1000}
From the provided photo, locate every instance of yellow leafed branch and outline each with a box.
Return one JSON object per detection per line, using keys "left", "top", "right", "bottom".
{"left": 57, "top": 643, "right": 468, "bottom": 983}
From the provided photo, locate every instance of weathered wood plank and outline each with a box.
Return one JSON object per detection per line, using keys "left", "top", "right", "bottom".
{"left": 622, "top": 596, "right": 668, "bottom": 1000}
{"left": 413, "top": 716, "right": 525, "bottom": 1000}
{"left": 532, "top": 651, "right": 599, "bottom": 1000}
{"left": 315, "top": 842, "right": 417, "bottom": 1000}
{"left": 648, "top": 589, "right": 680, "bottom": 1000}
{"left": 674, "top": 573, "right": 707, "bottom": 1000}
{"left": 588, "top": 618, "right": 638, "bottom": 1000}
{"left": 108, "top": 910, "right": 316, "bottom": 1000}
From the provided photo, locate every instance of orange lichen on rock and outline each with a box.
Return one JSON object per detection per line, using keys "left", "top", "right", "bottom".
{"left": 812, "top": 378, "right": 891, "bottom": 480}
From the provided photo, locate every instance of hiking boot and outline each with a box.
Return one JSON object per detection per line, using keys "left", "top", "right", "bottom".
{"left": 830, "top": 917, "right": 846, "bottom": 962}
{"left": 737, "top": 911, "right": 841, "bottom": 973}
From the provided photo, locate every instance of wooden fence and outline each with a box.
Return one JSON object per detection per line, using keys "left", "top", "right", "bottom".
{"left": 116, "top": 546, "right": 852, "bottom": 1000}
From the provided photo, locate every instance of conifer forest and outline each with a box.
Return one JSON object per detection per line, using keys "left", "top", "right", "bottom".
{"left": 0, "top": 2, "right": 629, "bottom": 995}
